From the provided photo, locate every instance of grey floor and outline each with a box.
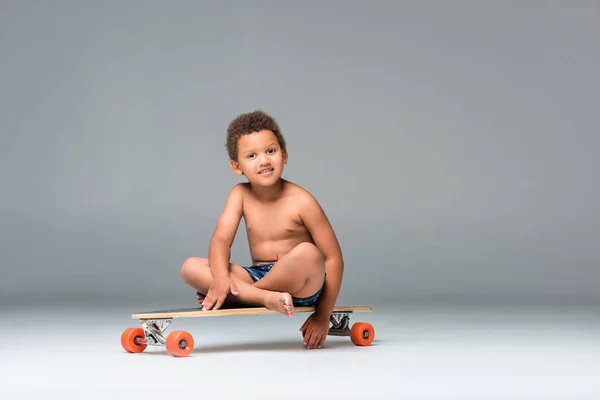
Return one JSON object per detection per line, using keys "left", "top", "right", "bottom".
{"left": 1, "top": 300, "right": 599, "bottom": 399}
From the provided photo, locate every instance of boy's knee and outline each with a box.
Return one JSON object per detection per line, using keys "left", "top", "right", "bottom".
{"left": 293, "top": 242, "right": 324, "bottom": 265}
{"left": 180, "top": 257, "right": 202, "bottom": 282}
{"left": 180, "top": 258, "right": 192, "bottom": 281}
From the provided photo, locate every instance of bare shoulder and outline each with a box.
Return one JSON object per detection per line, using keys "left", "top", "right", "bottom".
{"left": 282, "top": 180, "right": 324, "bottom": 212}
{"left": 232, "top": 182, "right": 252, "bottom": 193}
{"left": 230, "top": 182, "right": 253, "bottom": 199}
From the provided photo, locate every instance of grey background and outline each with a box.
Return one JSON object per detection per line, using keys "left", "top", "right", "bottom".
{"left": 1, "top": 1, "right": 598, "bottom": 306}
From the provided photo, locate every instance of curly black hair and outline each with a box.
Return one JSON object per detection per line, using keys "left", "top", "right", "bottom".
{"left": 226, "top": 110, "right": 286, "bottom": 161}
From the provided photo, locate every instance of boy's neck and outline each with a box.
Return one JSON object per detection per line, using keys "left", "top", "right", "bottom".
{"left": 250, "top": 178, "right": 285, "bottom": 202}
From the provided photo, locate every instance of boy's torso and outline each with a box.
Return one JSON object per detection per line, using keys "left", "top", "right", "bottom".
{"left": 240, "top": 181, "right": 313, "bottom": 264}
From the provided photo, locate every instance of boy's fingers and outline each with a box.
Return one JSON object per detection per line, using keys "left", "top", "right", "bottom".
{"left": 299, "top": 320, "right": 308, "bottom": 332}
{"left": 312, "top": 330, "right": 325, "bottom": 348}
{"left": 317, "top": 334, "right": 325, "bottom": 348}
{"left": 309, "top": 333, "right": 319, "bottom": 348}
{"left": 203, "top": 292, "right": 215, "bottom": 310}
{"left": 300, "top": 326, "right": 307, "bottom": 339}
{"left": 302, "top": 330, "right": 310, "bottom": 344}
{"left": 211, "top": 296, "right": 221, "bottom": 310}
{"left": 215, "top": 294, "right": 227, "bottom": 310}
{"left": 304, "top": 330, "right": 315, "bottom": 347}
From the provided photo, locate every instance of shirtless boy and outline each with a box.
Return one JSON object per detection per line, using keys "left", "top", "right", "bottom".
{"left": 180, "top": 110, "right": 344, "bottom": 349}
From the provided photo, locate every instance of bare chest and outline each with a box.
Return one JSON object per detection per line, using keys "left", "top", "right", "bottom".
{"left": 243, "top": 202, "right": 306, "bottom": 241}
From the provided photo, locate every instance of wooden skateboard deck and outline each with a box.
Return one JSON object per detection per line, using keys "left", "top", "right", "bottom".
{"left": 122, "top": 305, "right": 374, "bottom": 357}
{"left": 131, "top": 305, "right": 372, "bottom": 319}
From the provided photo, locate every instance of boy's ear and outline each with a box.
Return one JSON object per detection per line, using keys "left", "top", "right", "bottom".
{"left": 282, "top": 148, "right": 288, "bottom": 164}
{"left": 230, "top": 160, "right": 244, "bottom": 175}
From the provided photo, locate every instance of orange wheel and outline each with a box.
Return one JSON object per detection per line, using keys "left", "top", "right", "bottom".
{"left": 121, "top": 327, "right": 147, "bottom": 353}
{"left": 350, "top": 322, "right": 374, "bottom": 346}
{"left": 166, "top": 330, "right": 194, "bottom": 357}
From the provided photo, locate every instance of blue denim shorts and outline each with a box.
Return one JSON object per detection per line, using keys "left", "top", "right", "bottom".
{"left": 240, "top": 263, "right": 324, "bottom": 307}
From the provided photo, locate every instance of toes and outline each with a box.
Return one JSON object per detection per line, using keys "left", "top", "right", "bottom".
{"left": 280, "top": 295, "right": 294, "bottom": 317}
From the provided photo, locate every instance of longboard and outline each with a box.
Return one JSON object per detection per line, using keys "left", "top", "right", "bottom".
{"left": 121, "top": 305, "right": 374, "bottom": 357}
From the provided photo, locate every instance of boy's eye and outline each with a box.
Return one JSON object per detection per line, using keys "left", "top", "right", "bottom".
{"left": 267, "top": 149, "right": 275, "bottom": 154}
{"left": 247, "top": 154, "right": 255, "bottom": 159}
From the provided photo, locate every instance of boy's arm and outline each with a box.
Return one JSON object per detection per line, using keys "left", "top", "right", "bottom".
{"left": 299, "top": 193, "right": 344, "bottom": 317}
{"left": 203, "top": 184, "right": 244, "bottom": 310}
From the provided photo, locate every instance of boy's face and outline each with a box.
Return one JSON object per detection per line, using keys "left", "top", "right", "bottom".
{"left": 230, "top": 129, "right": 288, "bottom": 186}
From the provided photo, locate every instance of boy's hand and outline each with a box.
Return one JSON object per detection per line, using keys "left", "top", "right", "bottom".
{"left": 202, "top": 274, "right": 239, "bottom": 311}
{"left": 299, "top": 312, "right": 330, "bottom": 349}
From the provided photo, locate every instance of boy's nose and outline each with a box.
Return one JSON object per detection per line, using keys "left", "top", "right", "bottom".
{"left": 258, "top": 155, "right": 270, "bottom": 165}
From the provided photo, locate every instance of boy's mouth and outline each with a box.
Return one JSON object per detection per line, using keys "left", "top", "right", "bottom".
{"left": 258, "top": 167, "right": 274, "bottom": 175}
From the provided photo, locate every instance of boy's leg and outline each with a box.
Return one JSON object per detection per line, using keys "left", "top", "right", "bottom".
{"left": 251, "top": 242, "right": 326, "bottom": 299}
{"left": 180, "top": 257, "right": 294, "bottom": 316}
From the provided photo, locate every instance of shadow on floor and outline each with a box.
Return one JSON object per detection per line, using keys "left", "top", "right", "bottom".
{"left": 133, "top": 338, "right": 378, "bottom": 356}
{"left": 193, "top": 338, "right": 362, "bottom": 354}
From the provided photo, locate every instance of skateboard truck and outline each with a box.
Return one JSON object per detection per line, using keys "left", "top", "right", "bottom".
{"left": 327, "top": 312, "right": 373, "bottom": 342}
{"left": 138, "top": 319, "right": 172, "bottom": 346}
{"left": 328, "top": 312, "right": 351, "bottom": 336}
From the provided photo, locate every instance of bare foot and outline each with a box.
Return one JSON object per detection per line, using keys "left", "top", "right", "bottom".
{"left": 265, "top": 292, "right": 294, "bottom": 317}
{"left": 196, "top": 292, "right": 205, "bottom": 306}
